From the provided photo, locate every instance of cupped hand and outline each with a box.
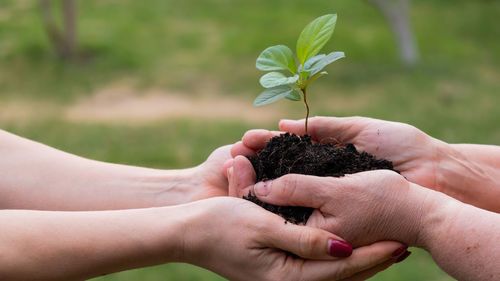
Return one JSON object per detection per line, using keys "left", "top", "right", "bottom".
{"left": 182, "top": 196, "right": 408, "bottom": 281}
{"left": 232, "top": 116, "right": 443, "bottom": 191}
{"left": 227, "top": 156, "right": 433, "bottom": 249}
{"left": 188, "top": 145, "right": 233, "bottom": 201}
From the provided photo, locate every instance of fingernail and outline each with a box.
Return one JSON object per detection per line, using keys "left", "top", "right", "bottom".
{"left": 395, "top": 250, "right": 412, "bottom": 263}
{"left": 328, "top": 239, "right": 353, "bottom": 258}
{"left": 254, "top": 180, "right": 272, "bottom": 196}
{"left": 391, "top": 245, "right": 408, "bottom": 257}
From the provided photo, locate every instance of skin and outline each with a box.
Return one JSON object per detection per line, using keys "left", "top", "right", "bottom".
{"left": 0, "top": 129, "right": 404, "bottom": 280}
{"left": 228, "top": 164, "right": 500, "bottom": 281}
{"left": 232, "top": 116, "right": 500, "bottom": 213}
{"left": 229, "top": 116, "right": 500, "bottom": 280}
{"left": 0, "top": 129, "right": 231, "bottom": 210}
{"left": 0, "top": 197, "right": 406, "bottom": 281}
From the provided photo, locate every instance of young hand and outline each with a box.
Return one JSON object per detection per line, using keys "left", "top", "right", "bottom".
{"left": 181, "top": 197, "right": 407, "bottom": 281}
{"left": 185, "top": 145, "right": 233, "bottom": 200}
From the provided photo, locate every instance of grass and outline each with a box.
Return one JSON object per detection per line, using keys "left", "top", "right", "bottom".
{"left": 1, "top": 0, "right": 499, "bottom": 103}
{"left": 1, "top": 0, "right": 499, "bottom": 280}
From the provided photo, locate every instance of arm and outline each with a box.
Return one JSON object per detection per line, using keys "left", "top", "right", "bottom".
{"left": 422, "top": 193, "right": 500, "bottom": 280}
{"left": 0, "top": 205, "right": 186, "bottom": 280}
{"left": 0, "top": 197, "right": 404, "bottom": 281}
{"left": 0, "top": 129, "right": 230, "bottom": 210}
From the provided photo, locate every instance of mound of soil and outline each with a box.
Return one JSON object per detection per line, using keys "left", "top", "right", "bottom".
{"left": 244, "top": 133, "right": 397, "bottom": 224}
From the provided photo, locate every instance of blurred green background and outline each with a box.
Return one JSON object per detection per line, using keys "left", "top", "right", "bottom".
{"left": 1, "top": 0, "right": 499, "bottom": 280}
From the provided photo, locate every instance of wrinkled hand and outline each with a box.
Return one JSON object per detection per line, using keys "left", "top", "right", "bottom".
{"left": 232, "top": 116, "right": 442, "bottom": 191}
{"left": 226, "top": 157, "right": 432, "bottom": 249}
{"left": 183, "top": 196, "right": 407, "bottom": 281}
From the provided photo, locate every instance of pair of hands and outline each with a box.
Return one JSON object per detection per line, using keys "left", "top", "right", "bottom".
{"left": 182, "top": 144, "right": 406, "bottom": 281}
{"left": 186, "top": 116, "right": 445, "bottom": 280}
{"left": 227, "top": 117, "right": 444, "bottom": 247}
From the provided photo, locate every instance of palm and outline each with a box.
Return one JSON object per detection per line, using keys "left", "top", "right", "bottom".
{"left": 276, "top": 117, "right": 438, "bottom": 190}
{"left": 325, "top": 118, "right": 437, "bottom": 189}
{"left": 192, "top": 145, "right": 232, "bottom": 200}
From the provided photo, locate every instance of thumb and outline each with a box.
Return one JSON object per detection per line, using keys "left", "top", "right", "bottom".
{"left": 228, "top": 156, "right": 255, "bottom": 198}
{"left": 267, "top": 221, "right": 353, "bottom": 260}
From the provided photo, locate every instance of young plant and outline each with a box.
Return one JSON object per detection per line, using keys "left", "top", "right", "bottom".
{"left": 254, "top": 14, "right": 345, "bottom": 134}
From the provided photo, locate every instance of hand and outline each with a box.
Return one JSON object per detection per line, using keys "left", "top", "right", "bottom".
{"left": 226, "top": 157, "right": 436, "bottom": 249}
{"left": 232, "top": 116, "right": 442, "bottom": 191}
{"left": 183, "top": 145, "right": 233, "bottom": 201}
{"left": 181, "top": 197, "right": 408, "bottom": 281}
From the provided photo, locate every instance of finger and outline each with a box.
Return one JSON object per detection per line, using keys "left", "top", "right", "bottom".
{"left": 341, "top": 258, "right": 394, "bottom": 281}
{"left": 228, "top": 156, "right": 255, "bottom": 198}
{"left": 230, "top": 141, "right": 257, "bottom": 158}
{"left": 241, "top": 129, "right": 282, "bottom": 151}
{"left": 252, "top": 174, "right": 332, "bottom": 208}
{"left": 279, "top": 116, "right": 365, "bottom": 144}
{"left": 278, "top": 119, "right": 308, "bottom": 136}
{"left": 222, "top": 159, "right": 234, "bottom": 178}
{"left": 301, "top": 241, "right": 404, "bottom": 281}
{"left": 267, "top": 221, "right": 352, "bottom": 260}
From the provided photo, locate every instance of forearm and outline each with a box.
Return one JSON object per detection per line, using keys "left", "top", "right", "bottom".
{"left": 434, "top": 140, "right": 500, "bottom": 212}
{"left": 418, "top": 191, "right": 500, "bottom": 281}
{"left": 0, "top": 206, "right": 189, "bottom": 281}
{"left": 0, "top": 129, "right": 198, "bottom": 210}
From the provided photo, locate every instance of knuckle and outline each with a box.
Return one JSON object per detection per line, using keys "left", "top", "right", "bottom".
{"left": 297, "top": 230, "right": 319, "bottom": 257}
{"left": 280, "top": 174, "right": 300, "bottom": 197}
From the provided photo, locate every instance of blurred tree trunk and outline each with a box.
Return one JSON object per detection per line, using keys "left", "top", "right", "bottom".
{"left": 368, "top": 0, "right": 419, "bottom": 66}
{"left": 39, "top": 0, "right": 77, "bottom": 59}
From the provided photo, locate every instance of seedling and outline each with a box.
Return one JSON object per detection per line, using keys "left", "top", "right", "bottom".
{"left": 254, "top": 14, "right": 344, "bottom": 133}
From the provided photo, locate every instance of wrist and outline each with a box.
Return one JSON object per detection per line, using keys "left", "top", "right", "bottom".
{"left": 173, "top": 199, "right": 217, "bottom": 265}
{"left": 433, "top": 140, "right": 487, "bottom": 205}
{"left": 412, "top": 186, "right": 461, "bottom": 250}
{"left": 141, "top": 168, "right": 198, "bottom": 207}
{"left": 144, "top": 204, "right": 199, "bottom": 264}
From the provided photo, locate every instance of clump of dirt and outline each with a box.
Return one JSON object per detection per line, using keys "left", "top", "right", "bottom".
{"left": 244, "top": 133, "right": 397, "bottom": 224}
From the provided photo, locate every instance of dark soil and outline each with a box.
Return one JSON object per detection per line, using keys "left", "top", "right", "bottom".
{"left": 244, "top": 133, "right": 397, "bottom": 224}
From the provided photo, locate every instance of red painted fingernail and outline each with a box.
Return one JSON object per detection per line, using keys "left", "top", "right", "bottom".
{"left": 328, "top": 239, "right": 353, "bottom": 258}
{"left": 392, "top": 245, "right": 408, "bottom": 257}
{"left": 395, "top": 250, "right": 412, "bottom": 263}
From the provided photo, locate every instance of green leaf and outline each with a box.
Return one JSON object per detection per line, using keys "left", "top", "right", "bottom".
{"left": 256, "top": 45, "right": 296, "bottom": 73}
{"left": 259, "top": 72, "right": 299, "bottom": 88}
{"left": 304, "top": 71, "right": 328, "bottom": 88}
{"left": 285, "top": 90, "right": 302, "bottom": 101}
{"left": 303, "top": 54, "right": 326, "bottom": 70}
{"left": 296, "top": 14, "right": 337, "bottom": 64}
{"left": 253, "top": 85, "right": 298, "bottom": 106}
{"left": 304, "top": 52, "right": 344, "bottom": 76}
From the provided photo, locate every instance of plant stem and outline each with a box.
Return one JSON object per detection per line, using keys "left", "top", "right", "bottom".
{"left": 302, "top": 88, "right": 310, "bottom": 134}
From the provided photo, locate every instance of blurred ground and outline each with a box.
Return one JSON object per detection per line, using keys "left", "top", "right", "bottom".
{"left": 1, "top": 0, "right": 499, "bottom": 280}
